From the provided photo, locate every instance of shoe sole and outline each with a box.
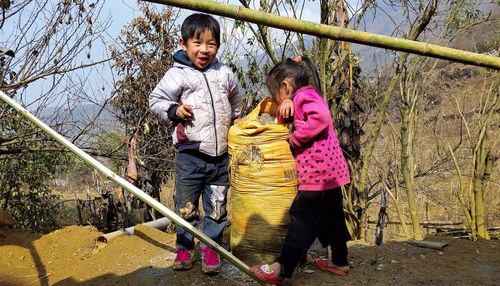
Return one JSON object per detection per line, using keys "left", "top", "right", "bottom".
{"left": 202, "top": 265, "right": 221, "bottom": 274}
{"left": 250, "top": 264, "right": 284, "bottom": 286}
{"left": 173, "top": 261, "right": 193, "bottom": 271}
{"left": 315, "top": 259, "right": 349, "bottom": 276}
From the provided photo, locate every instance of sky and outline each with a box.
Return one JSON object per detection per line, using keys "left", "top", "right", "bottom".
{"left": 100, "top": 0, "right": 363, "bottom": 79}
{"left": 4, "top": 0, "right": 496, "bottom": 134}
{"left": 99, "top": 0, "right": 362, "bottom": 87}
{"left": 106, "top": 0, "right": 362, "bottom": 45}
{"left": 8, "top": 0, "right": 365, "bottom": 110}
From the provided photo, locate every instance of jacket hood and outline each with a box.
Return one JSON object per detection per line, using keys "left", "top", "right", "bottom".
{"left": 173, "top": 50, "right": 194, "bottom": 68}
{"left": 173, "top": 50, "right": 217, "bottom": 71}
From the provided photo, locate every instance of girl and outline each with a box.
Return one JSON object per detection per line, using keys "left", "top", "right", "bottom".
{"left": 250, "top": 56, "right": 351, "bottom": 285}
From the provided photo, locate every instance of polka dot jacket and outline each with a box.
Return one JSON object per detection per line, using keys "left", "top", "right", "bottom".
{"left": 289, "top": 86, "right": 350, "bottom": 191}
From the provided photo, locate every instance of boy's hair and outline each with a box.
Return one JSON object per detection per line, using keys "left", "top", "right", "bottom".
{"left": 266, "top": 56, "right": 321, "bottom": 102}
{"left": 181, "top": 13, "right": 221, "bottom": 47}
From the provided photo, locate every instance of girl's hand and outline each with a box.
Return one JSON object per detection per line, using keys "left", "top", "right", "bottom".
{"left": 278, "top": 98, "right": 294, "bottom": 120}
{"left": 176, "top": 104, "right": 193, "bottom": 120}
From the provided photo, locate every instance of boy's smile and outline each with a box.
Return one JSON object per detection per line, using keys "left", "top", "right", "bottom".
{"left": 180, "top": 28, "right": 218, "bottom": 69}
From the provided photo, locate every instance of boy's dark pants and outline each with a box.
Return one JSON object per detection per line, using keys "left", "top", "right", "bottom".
{"left": 276, "top": 188, "right": 351, "bottom": 278}
{"left": 174, "top": 150, "right": 229, "bottom": 250}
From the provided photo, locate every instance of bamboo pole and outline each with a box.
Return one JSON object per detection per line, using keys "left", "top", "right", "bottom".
{"left": 0, "top": 90, "right": 262, "bottom": 285}
{"left": 143, "top": 0, "right": 500, "bottom": 70}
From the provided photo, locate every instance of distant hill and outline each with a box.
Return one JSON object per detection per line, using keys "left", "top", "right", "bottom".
{"left": 351, "top": 1, "right": 410, "bottom": 73}
{"left": 39, "top": 103, "right": 123, "bottom": 142}
{"left": 351, "top": 1, "right": 499, "bottom": 73}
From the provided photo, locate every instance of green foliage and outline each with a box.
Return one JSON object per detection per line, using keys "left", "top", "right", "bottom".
{"left": 446, "top": 1, "right": 485, "bottom": 36}
{"left": 227, "top": 51, "right": 270, "bottom": 116}
{"left": 0, "top": 107, "right": 71, "bottom": 231}
{"left": 4, "top": 186, "right": 60, "bottom": 232}
{"left": 94, "top": 131, "right": 127, "bottom": 173}
{"left": 0, "top": 0, "right": 107, "bottom": 232}
{"left": 476, "top": 36, "right": 500, "bottom": 53}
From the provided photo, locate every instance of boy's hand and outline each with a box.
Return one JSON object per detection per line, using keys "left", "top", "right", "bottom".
{"left": 176, "top": 104, "right": 193, "bottom": 120}
{"left": 278, "top": 99, "right": 294, "bottom": 120}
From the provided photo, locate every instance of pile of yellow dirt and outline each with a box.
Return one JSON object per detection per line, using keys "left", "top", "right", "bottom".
{"left": 0, "top": 224, "right": 177, "bottom": 286}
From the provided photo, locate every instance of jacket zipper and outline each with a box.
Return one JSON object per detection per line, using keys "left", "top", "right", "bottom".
{"left": 202, "top": 72, "right": 218, "bottom": 155}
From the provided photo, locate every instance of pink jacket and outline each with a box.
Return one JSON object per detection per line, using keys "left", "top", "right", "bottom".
{"left": 289, "top": 86, "right": 350, "bottom": 191}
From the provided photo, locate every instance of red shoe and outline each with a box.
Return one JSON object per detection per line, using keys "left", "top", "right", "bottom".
{"left": 201, "top": 247, "right": 221, "bottom": 274}
{"left": 172, "top": 249, "right": 194, "bottom": 270}
{"left": 250, "top": 263, "right": 284, "bottom": 286}
{"left": 315, "top": 258, "right": 349, "bottom": 276}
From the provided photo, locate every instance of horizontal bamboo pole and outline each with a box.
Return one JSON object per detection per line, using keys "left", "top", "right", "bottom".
{"left": 143, "top": 0, "right": 500, "bottom": 70}
{"left": 0, "top": 90, "right": 262, "bottom": 285}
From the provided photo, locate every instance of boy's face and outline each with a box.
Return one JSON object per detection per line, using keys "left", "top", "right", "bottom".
{"left": 180, "top": 28, "right": 218, "bottom": 69}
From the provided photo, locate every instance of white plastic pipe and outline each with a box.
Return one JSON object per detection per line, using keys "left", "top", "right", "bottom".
{"left": 96, "top": 217, "right": 171, "bottom": 244}
{"left": 0, "top": 90, "right": 262, "bottom": 284}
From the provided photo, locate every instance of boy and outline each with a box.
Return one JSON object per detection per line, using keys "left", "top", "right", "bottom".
{"left": 149, "top": 13, "right": 240, "bottom": 274}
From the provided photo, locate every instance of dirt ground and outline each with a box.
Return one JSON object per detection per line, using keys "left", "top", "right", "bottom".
{"left": 0, "top": 224, "right": 498, "bottom": 286}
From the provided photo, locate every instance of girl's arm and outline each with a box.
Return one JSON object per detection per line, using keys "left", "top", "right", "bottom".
{"left": 289, "top": 95, "right": 329, "bottom": 149}
{"left": 278, "top": 98, "right": 294, "bottom": 123}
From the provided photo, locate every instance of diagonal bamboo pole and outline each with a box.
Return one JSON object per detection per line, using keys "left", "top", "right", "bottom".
{"left": 143, "top": 0, "right": 500, "bottom": 70}
{"left": 0, "top": 90, "right": 263, "bottom": 285}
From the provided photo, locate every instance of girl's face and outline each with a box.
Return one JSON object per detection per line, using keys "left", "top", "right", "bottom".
{"left": 180, "top": 28, "right": 218, "bottom": 69}
{"left": 275, "top": 78, "right": 294, "bottom": 104}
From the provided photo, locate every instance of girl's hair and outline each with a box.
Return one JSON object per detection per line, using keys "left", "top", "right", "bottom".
{"left": 266, "top": 56, "right": 321, "bottom": 102}
{"left": 181, "top": 13, "right": 221, "bottom": 47}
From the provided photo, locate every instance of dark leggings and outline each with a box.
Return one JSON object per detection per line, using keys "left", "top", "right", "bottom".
{"left": 276, "top": 188, "right": 350, "bottom": 278}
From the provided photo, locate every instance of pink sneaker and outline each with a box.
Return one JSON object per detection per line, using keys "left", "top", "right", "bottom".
{"left": 201, "top": 247, "right": 221, "bottom": 274}
{"left": 173, "top": 249, "right": 194, "bottom": 270}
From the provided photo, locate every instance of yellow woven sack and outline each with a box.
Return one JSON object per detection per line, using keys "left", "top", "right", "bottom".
{"left": 228, "top": 97, "right": 297, "bottom": 264}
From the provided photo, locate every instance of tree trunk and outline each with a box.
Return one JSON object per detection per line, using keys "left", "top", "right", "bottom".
{"left": 321, "top": 0, "right": 364, "bottom": 239}
{"left": 473, "top": 137, "right": 489, "bottom": 239}
{"left": 400, "top": 103, "right": 423, "bottom": 240}
{"left": 448, "top": 143, "right": 477, "bottom": 240}
{"left": 356, "top": 71, "right": 401, "bottom": 238}
{"left": 385, "top": 179, "right": 411, "bottom": 239}
{"left": 356, "top": 0, "right": 438, "bottom": 239}
{"left": 471, "top": 84, "right": 498, "bottom": 240}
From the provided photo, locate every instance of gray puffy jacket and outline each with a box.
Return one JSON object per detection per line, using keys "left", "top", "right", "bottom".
{"left": 149, "top": 51, "right": 240, "bottom": 157}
